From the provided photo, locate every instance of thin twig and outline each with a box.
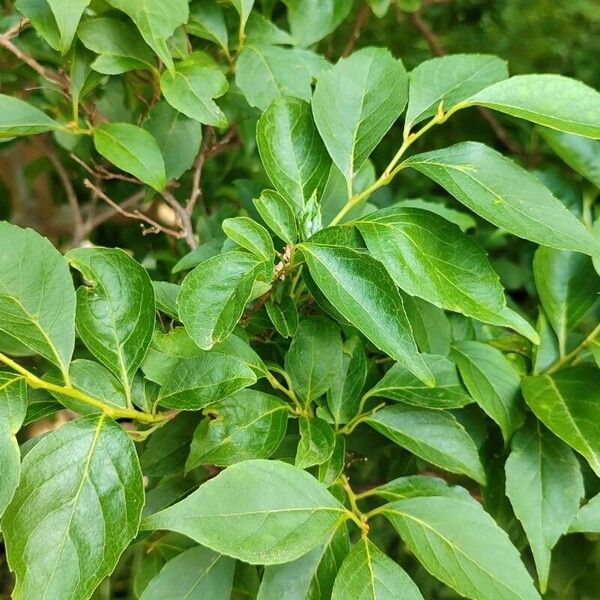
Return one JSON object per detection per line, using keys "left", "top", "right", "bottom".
{"left": 162, "top": 190, "right": 198, "bottom": 249}
{"left": 406, "top": 7, "right": 524, "bottom": 157}
{"left": 82, "top": 189, "right": 145, "bottom": 235}
{"left": 186, "top": 126, "right": 214, "bottom": 215}
{"left": 341, "top": 4, "right": 370, "bottom": 58}
{"left": 83, "top": 179, "right": 184, "bottom": 240}
{"left": 0, "top": 19, "right": 68, "bottom": 89}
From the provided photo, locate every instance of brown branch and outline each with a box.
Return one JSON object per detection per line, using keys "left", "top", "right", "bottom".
{"left": 341, "top": 4, "right": 370, "bottom": 58}
{"left": 82, "top": 189, "right": 145, "bottom": 234}
{"left": 0, "top": 19, "right": 68, "bottom": 90}
{"left": 407, "top": 8, "right": 524, "bottom": 157}
{"left": 162, "top": 190, "right": 198, "bottom": 249}
{"left": 83, "top": 179, "right": 184, "bottom": 240}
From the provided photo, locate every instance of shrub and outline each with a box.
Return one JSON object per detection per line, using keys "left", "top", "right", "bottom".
{"left": 0, "top": 1, "right": 599, "bottom": 599}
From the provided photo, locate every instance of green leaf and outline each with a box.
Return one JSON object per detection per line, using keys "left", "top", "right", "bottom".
{"left": 285, "top": 316, "right": 342, "bottom": 403}
{"left": 257, "top": 97, "right": 331, "bottom": 211}
{"left": 569, "top": 493, "right": 600, "bottom": 534}
{"left": 522, "top": 366, "right": 600, "bottom": 476}
{"left": 367, "top": 353, "right": 472, "bottom": 410}
{"left": 313, "top": 47, "right": 408, "bottom": 184}
{"left": 222, "top": 217, "right": 275, "bottom": 261}
{"left": 366, "top": 405, "right": 486, "bottom": 483}
{"left": 45, "top": 358, "right": 128, "bottom": 414}
{"left": 105, "top": 0, "right": 189, "bottom": 72}
{"left": 142, "top": 459, "right": 349, "bottom": 564}
{"left": 188, "top": 0, "right": 229, "bottom": 52}
{"left": 332, "top": 537, "right": 424, "bottom": 600}
{"left": 258, "top": 527, "right": 349, "bottom": 600}
{"left": 266, "top": 295, "right": 298, "bottom": 338}
{"left": 397, "top": 198, "right": 477, "bottom": 232}
{"left": 178, "top": 251, "right": 263, "bottom": 350}
{"left": 245, "top": 13, "right": 295, "bottom": 46}
{"left": 405, "top": 53, "right": 508, "bottom": 130}
{"left": 367, "top": 474, "right": 475, "bottom": 503}
{"left": 318, "top": 435, "right": 346, "bottom": 487}
{"left": 327, "top": 336, "right": 368, "bottom": 425}
{"left": 160, "top": 53, "right": 228, "bottom": 127}
{"left": 15, "top": 0, "right": 61, "bottom": 51}
{"left": 78, "top": 17, "right": 155, "bottom": 73}
{"left": 283, "top": 0, "right": 353, "bottom": 47}
{"left": 403, "top": 142, "right": 600, "bottom": 256}
{"left": 253, "top": 189, "right": 298, "bottom": 244}
{"left": 140, "top": 545, "right": 235, "bottom": 600}
{"left": 539, "top": 128, "right": 600, "bottom": 188}
{"left": 295, "top": 415, "right": 336, "bottom": 468}
{"left": 0, "top": 222, "right": 75, "bottom": 379}
{"left": 156, "top": 352, "right": 257, "bottom": 410}
{"left": 0, "top": 93, "right": 60, "bottom": 139}
{"left": 93, "top": 123, "right": 166, "bottom": 191}
{"left": 505, "top": 420, "right": 584, "bottom": 592}
{"left": 230, "top": 0, "right": 255, "bottom": 29}
{"left": 0, "top": 373, "right": 26, "bottom": 517}
{"left": 46, "top": 0, "right": 90, "bottom": 54}
{"left": 451, "top": 341, "right": 525, "bottom": 443}
{"left": 403, "top": 294, "right": 451, "bottom": 355}
{"left": 533, "top": 247, "right": 600, "bottom": 355}
{"left": 383, "top": 496, "right": 542, "bottom": 600}
{"left": 67, "top": 247, "right": 155, "bottom": 401}
{"left": 300, "top": 243, "right": 434, "bottom": 386}
{"left": 355, "top": 206, "right": 537, "bottom": 342}
{"left": 186, "top": 389, "right": 288, "bottom": 469}
{"left": 236, "top": 45, "right": 327, "bottom": 111}
{"left": 152, "top": 280, "right": 180, "bottom": 319}
{"left": 2, "top": 414, "right": 144, "bottom": 600}
{"left": 144, "top": 101, "right": 203, "bottom": 181}
{"left": 465, "top": 74, "right": 600, "bottom": 138}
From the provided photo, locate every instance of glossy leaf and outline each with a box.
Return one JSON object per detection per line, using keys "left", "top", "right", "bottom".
{"left": 451, "top": 341, "right": 524, "bottom": 443}
{"left": 105, "top": 0, "right": 189, "bottom": 71}
{"left": 522, "top": 366, "right": 600, "bottom": 476}
{"left": 313, "top": 47, "right": 408, "bottom": 184}
{"left": 505, "top": 420, "right": 584, "bottom": 591}
{"left": 0, "top": 94, "right": 61, "bottom": 138}
{"left": 47, "top": 0, "right": 90, "bottom": 53}
{"left": 533, "top": 247, "right": 600, "bottom": 355}
{"left": 300, "top": 243, "right": 434, "bottom": 385}
{"left": 156, "top": 352, "right": 256, "bottom": 410}
{"left": 93, "top": 123, "right": 166, "bottom": 191}
{"left": 160, "top": 53, "right": 228, "bottom": 127}
{"left": 356, "top": 206, "right": 537, "bottom": 341}
{"left": 406, "top": 53, "right": 508, "bottom": 130}
{"left": 253, "top": 190, "right": 298, "bottom": 244}
{"left": 142, "top": 459, "right": 349, "bottom": 564}
{"left": 367, "top": 353, "right": 472, "bottom": 409}
{"left": 222, "top": 217, "right": 275, "bottom": 261}
{"left": 188, "top": 1, "right": 228, "bottom": 52}
{"left": 285, "top": 316, "right": 343, "bottom": 403}
{"left": 368, "top": 474, "right": 475, "bottom": 503}
{"left": 186, "top": 389, "right": 288, "bottom": 468}
{"left": 465, "top": 74, "right": 600, "bottom": 138}
{"left": 67, "top": 247, "right": 155, "bottom": 400}
{"left": 140, "top": 545, "right": 235, "bottom": 600}
{"left": 327, "top": 336, "right": 368, "bottom": 425}
{"left": 178, "top": 251, "right": 262, "bottom": 350}
{"left": 295, "top": 415, "right": 336, "bottom": 468}
{"left": 0, "top": 222, "right": 75, "bottom": 379}
{"left": 367, "top": 405, "right": 485, "bottom": 483}
{"left": 332, "top": 537, "right": 424, "bottom": 600}
{"left": 569, "top": 493, "right": 600, "bottom": 534}
{"left": 266, "top": 295, "right": 298, "bottom": 338}
{"left": 403, "top": 142, "right": 600, "bottom": 256}
{"left": 257, "top": 97, "right": 331, "bottom": 211}
{"left": 2, "top": 414, "right": 144, "bottom": 600}
{"left": 383, "top": 496, "right": 542, "bottom": 600}
{"left": 0, "top": 373, "right": 26, "bottom": 517}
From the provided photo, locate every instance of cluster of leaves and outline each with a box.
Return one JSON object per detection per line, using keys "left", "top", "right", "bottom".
{"left": 0, "top": 1, "right": 600, "bottom": 599}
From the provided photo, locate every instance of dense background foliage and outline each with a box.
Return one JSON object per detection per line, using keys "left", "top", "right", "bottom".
{"left": 0, "top": 0, "right": 599, "bottom": 599}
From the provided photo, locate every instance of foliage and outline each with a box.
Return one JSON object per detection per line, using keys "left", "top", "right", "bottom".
{"left": 0, "top": 1, "right": 599, "bottom": 599}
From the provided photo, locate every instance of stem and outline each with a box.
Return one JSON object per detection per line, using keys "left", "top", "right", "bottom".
{"left": 545, "top": 323, "right": 600, "bottom": 375}
{"left": 266, "top": 366, "right": 304, "bottom": 413}
{"left": 340, "top": 474, "right": 369, "bottom": 534}
{"left": 329, "top": 106, "right": 450, "bottom": 227}
{"left": 338, "top": 400, "right": 386, "bottom": 435}
{"left": 0, "top": 352, "right": 164, "bottom": 424}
